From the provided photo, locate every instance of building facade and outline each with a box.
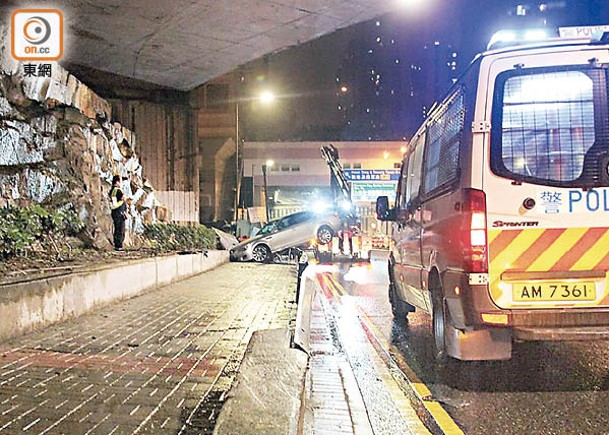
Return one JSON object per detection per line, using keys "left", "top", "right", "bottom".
{"left": 242, "top": 140, "right": 406, "bottom": 221}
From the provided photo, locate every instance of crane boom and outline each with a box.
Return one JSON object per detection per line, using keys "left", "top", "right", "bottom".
{"left": 320, "top": 144, "right": 351, "bottom": 204}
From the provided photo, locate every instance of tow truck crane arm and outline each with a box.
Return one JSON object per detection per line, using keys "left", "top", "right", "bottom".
{"left": 320, "top": 144, "right": 351, "bottom": 205}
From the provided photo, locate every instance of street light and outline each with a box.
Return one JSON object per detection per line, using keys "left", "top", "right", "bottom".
{"left": 234, "top": 100, "right": 241, "bottom": 222}
{"left": 262, "top": 159, "right": 274, "bottom": 222}
{"left": 260, "top": 90, "right": 276, "bottom": 104}
{"left": 234, "top": 90, "right": 276, "bottom": 222}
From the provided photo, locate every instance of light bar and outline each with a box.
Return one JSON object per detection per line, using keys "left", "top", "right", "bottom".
{"left": 487, "top": 28, "right": 553, "bottom": 50}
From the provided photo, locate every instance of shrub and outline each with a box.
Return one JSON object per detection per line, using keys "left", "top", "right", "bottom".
{"left": 0, "top": 205, "right": 84, "bottom": 259}
{"left": 143, "top": 223, "right": 217, "bottom": 252}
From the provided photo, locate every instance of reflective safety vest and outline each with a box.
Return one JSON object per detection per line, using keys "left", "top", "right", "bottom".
{"left": 110, "top": 187, "right": 124, "bottom": 210}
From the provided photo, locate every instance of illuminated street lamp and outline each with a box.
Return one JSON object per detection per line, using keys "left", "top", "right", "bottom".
{"left": 260, "top": 90, "right": 276, "bottom": 104}
{"left": 262, "top": 159, "right": 274, "bottom": 222}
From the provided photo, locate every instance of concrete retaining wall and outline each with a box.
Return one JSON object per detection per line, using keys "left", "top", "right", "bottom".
{"left": 0, "top": 250, "right": 228, "bottom": 342}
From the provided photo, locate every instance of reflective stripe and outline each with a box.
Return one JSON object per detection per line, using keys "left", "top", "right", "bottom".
{"left": 488, "top": 227, "right": 609, "bottom": 308}
{"left": 110, "top": 187, "right": 124, "bottom": 210}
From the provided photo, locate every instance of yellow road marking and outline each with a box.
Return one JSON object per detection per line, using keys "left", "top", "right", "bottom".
{"left": 328, "top": 274, "right": 464, "bottom": 435}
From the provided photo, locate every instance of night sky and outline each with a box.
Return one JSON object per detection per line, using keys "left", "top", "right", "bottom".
{"left": 245, "top": 0, "right": 609, "bottom": 142}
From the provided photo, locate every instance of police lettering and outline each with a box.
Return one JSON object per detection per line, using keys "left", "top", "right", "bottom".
{"left": 568, "top": 189, "right": 609, "bottom": 212}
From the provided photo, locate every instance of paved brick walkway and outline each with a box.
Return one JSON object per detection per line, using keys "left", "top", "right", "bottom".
{"left": 303, "top": 295, "right": 373, "bottom": 435}
{"left": 0, "top": 263, "right": 297, "bottom": 434}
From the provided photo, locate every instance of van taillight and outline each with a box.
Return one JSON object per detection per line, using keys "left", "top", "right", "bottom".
{"left": 462, "top": 188, "right": 488, "bottom": 273}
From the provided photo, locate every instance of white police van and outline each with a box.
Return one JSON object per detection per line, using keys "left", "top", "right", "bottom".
{"left": 376, "top": 26, "right": 609, "bottom": 360}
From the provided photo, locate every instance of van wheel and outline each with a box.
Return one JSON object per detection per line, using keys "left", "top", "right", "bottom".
{"left": 317, "top": 226, "right": 334, "bottom": 245}
{"left": 252, "top": 244, "right": 272, "bottom": 263}
{"left": 432, "top": 288, "right": 448, "bottom": 362}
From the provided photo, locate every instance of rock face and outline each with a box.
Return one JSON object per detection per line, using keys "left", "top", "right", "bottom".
{"left": 0, "top": 25, "right": 164, "bottom": 249}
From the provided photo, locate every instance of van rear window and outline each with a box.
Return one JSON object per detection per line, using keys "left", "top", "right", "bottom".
{"left": 491, "top": 67, "right": 608, "bottom": 187}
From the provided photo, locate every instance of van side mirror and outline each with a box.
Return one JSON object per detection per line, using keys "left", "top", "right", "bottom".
{"left": 376, "top": 196, "right": 396, "bottom": 221}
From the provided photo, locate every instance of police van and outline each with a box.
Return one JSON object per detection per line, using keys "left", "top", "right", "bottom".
{"left": 376, "top": 27, "right": 609, "bottom": 360}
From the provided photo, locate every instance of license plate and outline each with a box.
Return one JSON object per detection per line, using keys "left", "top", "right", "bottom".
{"left": 512, "top": 282, "right": 596, "bottom": 302}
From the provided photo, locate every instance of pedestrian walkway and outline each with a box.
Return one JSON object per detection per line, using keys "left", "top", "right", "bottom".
{"left": 0, "top": 263, "right": 297, "bottom": 434}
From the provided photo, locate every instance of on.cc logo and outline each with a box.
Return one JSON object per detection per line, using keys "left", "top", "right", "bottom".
{"left": 11, "top": 9, "right": 63, "bottom": 61}
{"left": 22, "top": 16, "right": 52, "bottom": 45}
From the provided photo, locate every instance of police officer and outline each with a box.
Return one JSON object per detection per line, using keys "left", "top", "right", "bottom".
{"left": 109, "top": 175, "right": 127, "bottom": 251}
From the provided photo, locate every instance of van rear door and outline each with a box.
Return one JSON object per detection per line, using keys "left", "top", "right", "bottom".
{"left": 483, "top": 46, "right": 609, "bottom": 310}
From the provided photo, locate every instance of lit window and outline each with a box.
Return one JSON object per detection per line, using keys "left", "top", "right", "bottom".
{"left": 395, "top": 59, "right": 400, "bottom": 64}
{"left": 494, "top": 69, "right": 597, "bottom": 184}
{"left": 376, "top": 36, "right": 381, "bottom": 43}
{"left": 375, "top": 20, "right": 381, "bottom": 26}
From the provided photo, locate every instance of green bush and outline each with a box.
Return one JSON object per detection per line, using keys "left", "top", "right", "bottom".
{"left": 143, "top": 223, "right": 217, "bottom": 252}
{"left": 0, "top": 204, "right": 84, "bottom": 259}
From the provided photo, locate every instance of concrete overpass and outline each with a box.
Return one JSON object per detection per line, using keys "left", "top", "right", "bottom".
{"left": 2, "top": 0, "right": 400, "bottom": 226}
{"left": 9, "top": 0, "right": 397, "bottom": 91}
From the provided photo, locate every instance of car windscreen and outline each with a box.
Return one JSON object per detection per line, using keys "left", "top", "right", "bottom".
{"left": 491, "top": 65, "right": 609, "bottom": 188}
{"left": 258, "top": 221, "right": 277, "bottom": 235}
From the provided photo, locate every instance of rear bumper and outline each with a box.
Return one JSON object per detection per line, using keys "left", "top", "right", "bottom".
{"left": 442, "top": 269, "right": 609, "bottom": 339}
{"left": 514, "top": 326, "right": 609, "bottom": 341}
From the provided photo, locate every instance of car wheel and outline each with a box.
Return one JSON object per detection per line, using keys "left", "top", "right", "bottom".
{"left": 252, "top": 244, "right": 272, "bottom": 263}
{"left": 317, "top": 225, "right": 334, "bottom": 245}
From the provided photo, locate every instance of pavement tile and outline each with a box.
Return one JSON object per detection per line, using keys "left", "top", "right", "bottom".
{"left": 0, "top": 263, "right": 297, "bottom": 434}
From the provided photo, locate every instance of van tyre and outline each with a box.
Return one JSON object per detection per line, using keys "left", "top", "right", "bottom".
{"left": 317, "top": 226, "right": 334, "bottom": 245}
{"left": 432, "top": 289, "right": 448, "bottom": 362}
{"left": 252, "top": 244, "right": 272, "bottom": 263}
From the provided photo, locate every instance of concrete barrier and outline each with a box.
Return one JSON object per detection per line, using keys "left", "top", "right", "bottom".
{"left": 0, "top": 250, "right": 228, "bottom": 342}
{"left": 213, "top": 329, "right": 308, "bottom": 435}
{"left": 294, "top": 264, "right": 320, "bottom": 355}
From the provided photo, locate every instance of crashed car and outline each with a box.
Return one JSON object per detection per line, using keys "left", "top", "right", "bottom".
{"left": 230, "top": 211, "right": 341, "bottom": 262}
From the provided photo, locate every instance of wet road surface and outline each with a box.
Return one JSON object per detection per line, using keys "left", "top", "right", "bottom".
{"left": 315, "top": 258, "right": 609, "bottom": 434}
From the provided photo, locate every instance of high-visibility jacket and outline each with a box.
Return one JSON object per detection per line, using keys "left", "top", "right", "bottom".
{"left": 110, "top": 187, "right": 124, "bottom": 210}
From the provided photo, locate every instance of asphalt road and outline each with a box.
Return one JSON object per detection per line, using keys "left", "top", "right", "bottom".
{"left": 319, "top": 259, "right": 609, "bottom": 435}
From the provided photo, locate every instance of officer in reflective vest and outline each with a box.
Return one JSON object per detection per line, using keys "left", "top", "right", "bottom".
{"left": 109, "top": 175, "right": 127, "bottom": 250}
